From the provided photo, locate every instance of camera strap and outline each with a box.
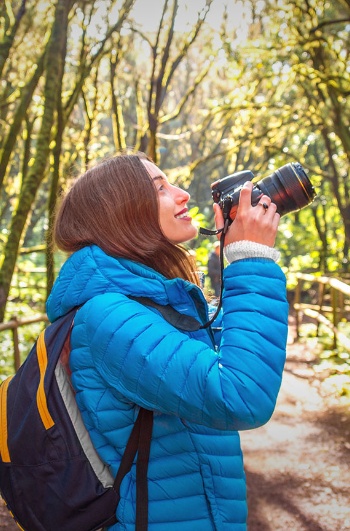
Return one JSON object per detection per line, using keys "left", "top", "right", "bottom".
{"left": 199, "top": 227, "right": 223, "bottom": 236}
{"left": 199, "top": 218, "right": 230, "bottom": 329}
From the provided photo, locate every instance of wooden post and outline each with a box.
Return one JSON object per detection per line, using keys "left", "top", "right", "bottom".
{"left": 316, "top": 282, "right": 325, "bottom": 337}
{"left": 338, "top": 290, "right": 345, "bottom": 320}
{"left": 11, "top": 316, "right": 21, "bottom": 372}
{"left": 294, "top": 277, "right": 301, "bottom": 340}
{"left": 331, "top": 287, "right": 338, "bottom": 350}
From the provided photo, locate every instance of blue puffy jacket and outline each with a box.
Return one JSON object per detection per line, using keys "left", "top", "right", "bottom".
{"left": 46, "top": 244, "right": 288, "bottom": 530}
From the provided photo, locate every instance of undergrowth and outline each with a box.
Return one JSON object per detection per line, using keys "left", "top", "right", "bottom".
{"left": 297, "top": 321, "right": 350, "bottom": 398}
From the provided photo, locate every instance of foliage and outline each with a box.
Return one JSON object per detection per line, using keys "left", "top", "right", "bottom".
{"left": 297, "top": 321, "right": 350, "bottom": 397}
{"left": 0, "top": 0, "right": 349, "bottom": 375}
{"left": 0, "top": 321, "right": 44, "bottom": 380}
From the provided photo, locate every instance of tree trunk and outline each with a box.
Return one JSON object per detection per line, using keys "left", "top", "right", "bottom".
{"left": 110, "top": 45, "right": 127, "bottom": 152}
{"left": 46, "top": 117, "right": 64, "bottom": 300}
{"left": 0, "top": 0, "right": 73, "bottom": 322}
{"left": 0, "top": 0, "right": 27, "bottom": 77}
{"left": 0, "top": 51, "right": 45, "bottom": 188}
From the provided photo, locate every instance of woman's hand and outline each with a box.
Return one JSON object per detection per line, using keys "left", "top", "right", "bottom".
{"left": 213, "top": 181, "right": 280, "bottom": 247}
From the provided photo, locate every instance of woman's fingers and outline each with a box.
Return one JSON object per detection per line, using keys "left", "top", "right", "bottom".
{"left": 224, "top": 186, "right": 280, "bottom": 247}
{"left": 213, "top": 203, "right": 224, "bottom": 233}
{"left": 237, "top": 181, "right": 254, "bottom": 212}
{"left": 212, "top": 179, "right": 281, "bottom": 248}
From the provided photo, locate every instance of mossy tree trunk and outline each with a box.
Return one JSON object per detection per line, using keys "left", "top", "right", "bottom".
{"left": 0, "top": 0, "right": 27, "bottom": 78}
{"left": 0, "top": 0, "right": 73, "bottom": 322}
{"left": 45, "top": 0, "right": 135, "bottom": 299}
{"left": 0, "top": 51, "right": 46, "bottom": 188}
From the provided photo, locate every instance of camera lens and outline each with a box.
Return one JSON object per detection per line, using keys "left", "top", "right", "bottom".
{"left": 256, "top": 162, "right": 316, "bottom": 216}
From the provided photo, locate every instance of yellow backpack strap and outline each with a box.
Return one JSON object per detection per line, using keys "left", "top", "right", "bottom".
{"left": 36, "top": 330, "right": 55, "bottom": 429}
{"left": 0, "top": 376, "right": 13, "bottom": 463}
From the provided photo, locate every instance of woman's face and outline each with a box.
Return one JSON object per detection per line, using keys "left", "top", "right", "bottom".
{"left": 142, "top": 160, "right": 198, "bottom": 244}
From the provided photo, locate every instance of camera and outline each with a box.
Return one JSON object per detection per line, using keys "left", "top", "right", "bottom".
{"left": 211, "top": 162, "right": 316, "bottom": 223}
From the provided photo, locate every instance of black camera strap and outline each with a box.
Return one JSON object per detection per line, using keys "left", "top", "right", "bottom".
{"left": 199, "top": 217, "right": 230, "bottom": 329}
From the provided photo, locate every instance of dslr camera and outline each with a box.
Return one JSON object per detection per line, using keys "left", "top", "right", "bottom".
{"left": 211, "top": 162, "right": 316, "bottom": 223}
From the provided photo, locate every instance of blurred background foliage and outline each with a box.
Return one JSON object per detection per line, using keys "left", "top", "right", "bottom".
{"left": 0, "top": 0, "right": 349, "bottom": 386}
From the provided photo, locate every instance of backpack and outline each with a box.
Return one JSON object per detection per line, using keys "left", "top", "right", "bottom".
{"left": 0, "top": 298, "right": 201, "bottom": 531}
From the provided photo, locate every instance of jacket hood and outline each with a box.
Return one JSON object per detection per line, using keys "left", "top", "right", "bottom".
{"left": 46, "top": 245, "right": 197, "bottom": 322}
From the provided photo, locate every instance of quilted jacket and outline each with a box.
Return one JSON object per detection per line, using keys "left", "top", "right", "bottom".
{"left": 46, "top": 244, "right": 289, "bottom": 530}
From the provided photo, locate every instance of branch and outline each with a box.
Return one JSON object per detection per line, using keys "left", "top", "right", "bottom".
{"left": 164, "top": 0, "right": 213, "bottom": 95}
{"left": 64, "top": 0, "right": 134, "bottom": 119}
{"left": 160, "top": 60, "right": 212, "bottom": 124}
{"left": 310, "top": 17, "right": 350, "bottom": 32}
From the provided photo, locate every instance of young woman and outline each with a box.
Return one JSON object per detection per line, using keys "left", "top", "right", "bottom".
{"left": 47, "top": 153, "right": 288, "bottom": 530}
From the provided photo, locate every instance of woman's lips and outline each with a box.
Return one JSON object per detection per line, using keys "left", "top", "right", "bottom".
{"left": 175, "top": 209, "right": 191, "bottom": 220}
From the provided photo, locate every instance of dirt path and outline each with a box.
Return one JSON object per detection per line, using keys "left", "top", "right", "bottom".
{"left": 242, "top": 331, "right": 350, "bottom": 530}
{"left": 1, "top": 324, "right": 350, "bottom": 530}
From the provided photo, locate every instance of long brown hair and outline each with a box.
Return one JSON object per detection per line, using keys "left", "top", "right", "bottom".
{"left": 53, "top": 154, "right": 199, "bottom": 285}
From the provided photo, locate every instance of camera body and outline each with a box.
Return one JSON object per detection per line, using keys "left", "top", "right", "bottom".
{"left": 212, "top": 162, "right": 316, "bottom": 223}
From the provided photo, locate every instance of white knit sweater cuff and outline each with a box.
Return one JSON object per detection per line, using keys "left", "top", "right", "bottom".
{"left": 224, "top": 240, "right": 281, "bottom": 263}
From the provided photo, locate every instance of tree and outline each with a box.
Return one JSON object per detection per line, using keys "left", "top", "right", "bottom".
{"left": 45, "top": 0, "right": 135, "bottom": 296}
{"left": 0, "top": 0, "right": 27, "bottom": 77}
{"left": 207, "top": 0, "right": 350, "bottom": 272}
{"left": 125, "top": 0, "right": 214, "bottom": 161}
{"left": 0, "top": 50, "right": 45, "bottom": 188}
{"left": 0, "top": 0, "right": 348, "bottom": 322}
{"left": 0, "top": 0, "right": 74, "bottom": 322}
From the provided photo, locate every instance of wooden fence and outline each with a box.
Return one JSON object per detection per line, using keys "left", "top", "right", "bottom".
{"left": 0, "top": 313, "right": 48, "bottom": 372}
{"left": 293, "top": 273, "right": 350, "bottom": 351}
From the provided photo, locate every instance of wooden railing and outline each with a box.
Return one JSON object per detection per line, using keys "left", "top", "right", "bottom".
{"left": 0, "top": 314, "right": 48, "bottom": 372}
{"left": 293, "top": 273, "right": 350, "bottom": 351}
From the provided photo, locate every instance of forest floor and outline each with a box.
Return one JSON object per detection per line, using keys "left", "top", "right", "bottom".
{"left": 242, "top": 316, "right": 350, "bottom": 530}
{"left": 1, "top": 316, "right": 350, "bottom": 530}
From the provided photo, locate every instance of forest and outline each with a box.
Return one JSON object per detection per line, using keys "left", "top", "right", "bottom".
{"left": 0, "top": 0, "right": 349, "bottom": 379}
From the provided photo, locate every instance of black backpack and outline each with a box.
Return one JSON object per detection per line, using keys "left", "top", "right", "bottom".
{"left": 0, "top": 298, "right": 201, "bottom": 531}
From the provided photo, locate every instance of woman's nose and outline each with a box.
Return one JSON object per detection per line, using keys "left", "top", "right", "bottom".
{"left": 174, "top": 185, "right": 190, "bottom": 203}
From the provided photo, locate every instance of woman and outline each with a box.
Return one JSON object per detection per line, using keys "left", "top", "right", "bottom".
{"left": 47, "top": 153, "right": 288, "bottom": 530}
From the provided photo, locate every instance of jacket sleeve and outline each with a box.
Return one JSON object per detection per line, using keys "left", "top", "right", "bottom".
{"left": 71, "top": 259, "right": 288, "bottom": 431}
